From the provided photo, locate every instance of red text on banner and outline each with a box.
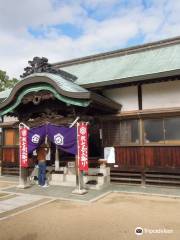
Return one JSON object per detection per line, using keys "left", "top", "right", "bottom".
{"left": 77, "top": 122, "right": 88, "bottom": 172}
{"left": 19, "top": 127, "right": 29, "bottom": 168}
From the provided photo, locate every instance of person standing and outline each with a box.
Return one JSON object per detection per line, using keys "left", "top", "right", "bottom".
{"left": 37, "top": 143, "right": 49, "bottom": 187}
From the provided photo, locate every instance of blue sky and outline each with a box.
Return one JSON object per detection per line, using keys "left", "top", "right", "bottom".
{"left": 0, "top": 0, "right": 180, "bottom": 77}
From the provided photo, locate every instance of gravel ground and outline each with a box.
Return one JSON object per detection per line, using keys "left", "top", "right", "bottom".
{"left": 0, "top": 192, "right": 180, "bottom": 240}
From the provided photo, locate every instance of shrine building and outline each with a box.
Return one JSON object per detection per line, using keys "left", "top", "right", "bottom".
{"left": 0, "top": 36, "right": 180, "bottom": 187}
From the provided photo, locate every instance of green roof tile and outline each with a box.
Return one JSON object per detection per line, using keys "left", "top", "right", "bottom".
{"left": 61, "top": 44, "right": 180, "bottom": 87}
{"left": 0, "top": 73, "right": 89, "bottom": 102}
{"left": 23, "top": 73, "right": 89, "bottom": 93}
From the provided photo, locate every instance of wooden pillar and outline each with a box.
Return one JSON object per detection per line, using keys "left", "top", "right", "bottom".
{"left": 139, "top": 118, "right": 146, "bottom": 187}
{"left": 0, "top": 159, "right": 2, "bottom": 176}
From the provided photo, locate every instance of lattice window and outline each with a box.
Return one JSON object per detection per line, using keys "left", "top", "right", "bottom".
{"left": 102, "top": 119, "right": 139, "bottom": 146}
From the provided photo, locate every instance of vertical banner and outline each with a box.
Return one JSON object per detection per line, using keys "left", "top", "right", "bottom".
{"left": 19, "top": 127, "right": 29, "bottom": 168}
{"left": 77, "top": 122, "right": 88, "bottom": 172}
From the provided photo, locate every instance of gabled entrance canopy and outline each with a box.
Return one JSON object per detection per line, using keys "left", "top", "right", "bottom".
{"left": 0, "top": 72, "right": 121, "bottom": 118}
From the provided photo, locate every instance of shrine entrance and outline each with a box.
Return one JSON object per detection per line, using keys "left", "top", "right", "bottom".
{"left": 19, "top": 121, "right": 89, "bottom": 193}
{"left": 0, "top": 57, "right": 121, "bottom": 190}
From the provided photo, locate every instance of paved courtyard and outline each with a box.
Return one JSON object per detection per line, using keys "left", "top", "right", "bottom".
{"left": 0, "top": 176, "right": 180, "bottom": 239}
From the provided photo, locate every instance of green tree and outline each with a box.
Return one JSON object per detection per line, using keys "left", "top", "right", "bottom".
{"left": 0, "top": 70, "right": 18, "bottom": 92}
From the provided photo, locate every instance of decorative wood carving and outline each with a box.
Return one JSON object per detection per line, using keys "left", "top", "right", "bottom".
{"left": 22, "top": 91, "right": 54, "bottom": 105}
{"left": 20, "top": 57, "right": 77, "bottom": 82}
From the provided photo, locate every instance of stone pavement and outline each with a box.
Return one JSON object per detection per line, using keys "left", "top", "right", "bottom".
{"left": 2, "top": 184, "right": 111, "bottom": 202}
{"left": 1, "top": 175, "right": 180, "bottom": 202}
{"left": 0, "top": 175, "right": 19, "bottom": 182}
{"left": 0, "top": 194, "right": 45, "bottom": 213}
{"left": 0, "top": 176, "right": 52, "bottom": 219}
{"left": 1, "top": 174, "right": 180, "bottom": 220}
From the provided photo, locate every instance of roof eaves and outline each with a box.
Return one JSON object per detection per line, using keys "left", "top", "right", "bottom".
{"left": 80, "top": 69, "right": 180, "bottom": 89}
{"left": 90, "top": 92, "right": 122, "bottom": 110}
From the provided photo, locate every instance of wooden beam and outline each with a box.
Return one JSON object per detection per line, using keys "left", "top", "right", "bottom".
{"left": 138, "top": 85, "right": 142, "bottom": 110}
{"left": 96, "top": 107, "right": 180, "bottom": 120}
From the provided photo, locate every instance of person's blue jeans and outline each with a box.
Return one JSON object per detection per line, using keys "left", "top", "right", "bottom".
{"left": 38, "top": 161, "right": 46, "bottom": 186}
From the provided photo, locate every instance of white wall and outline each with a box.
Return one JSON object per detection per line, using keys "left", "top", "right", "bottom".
{"left": 103, "top": 86, "right": 138, "bottom": 111}
{"left": 142, "top": 80, "right": 180, "bottom": 109}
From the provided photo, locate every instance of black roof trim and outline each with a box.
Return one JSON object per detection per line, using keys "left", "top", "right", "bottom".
{"left": 80, "top": 69, "right": 180, "bottom": 89}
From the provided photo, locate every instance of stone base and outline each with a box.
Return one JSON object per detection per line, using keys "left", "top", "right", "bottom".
{"left": 72, "top": 188, "right": 88, "bottom": 195}
{"left": 83, "top": 167, "right": 110, "bottom": 190}
{"left": 49, "top": 167, "right": 110, "bottom": 190}
{"left": 49, "top": 173, "right": 76, "bottom": 186}
{"left": 84, "top": 175, "right": 110, "bottom": 190}
{"left": 17, "top": 168, "right": 30, "bottom": 189}
{"left": 17, "top": 183, "right": 31, "bottom": 189}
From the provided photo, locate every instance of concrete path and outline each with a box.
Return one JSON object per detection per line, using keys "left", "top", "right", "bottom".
{"left": 0, "top": 194, "right": 45, "bottom": 213}
{"left": 3, "top": 183, "right": 180, "bottom": 203}
{"left": 0, "top": 175, "right": 19, "bottom": 182}
{"left": 1, "top": 175, "right": 180, "bottom": 204}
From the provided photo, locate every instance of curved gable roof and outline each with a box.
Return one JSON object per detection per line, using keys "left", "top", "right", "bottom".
{"left": 0, "top": 73, "right": 121, "bottom": 116}
{"left": 0, "top": 72, "right": 91, "bottom": 109}
{"left": 0, "top": 72, "right": 90, "bottom": 103}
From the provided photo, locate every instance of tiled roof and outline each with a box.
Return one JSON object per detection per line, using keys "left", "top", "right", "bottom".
{"left": 22, "top": 73, "right": 89, "bottom": 93}
{"left": 0, "top": 72, "right": 89, "bottom": 102}
{"left": 60, "top": 42, "right": 180, "bottom": 88}
{"left": 0, "top": 72, "right": 121, "bottom": 116}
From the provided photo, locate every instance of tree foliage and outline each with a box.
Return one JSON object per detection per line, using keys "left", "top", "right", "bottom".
{"left": 0, "top": 70, "right": 18, "bottom": 92}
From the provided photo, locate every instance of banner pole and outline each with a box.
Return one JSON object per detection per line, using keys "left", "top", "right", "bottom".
{"left": 19, "top": 125, "right": 22, "bottom": 187}
{"left": 18, "top": 124, "right": 23, "bottom": 187}
{"left": 17, "top": 123, "right": 29, "bottom": 189}
{"left": 75, "top": 154, "right": 80, "bottom": 190}
{"left": 76, "top": 122, "right": 80, "bottom": 190}
{"left": 72, "top": 121, "right": 87, "bottom": 195}
{"left": 18, "top": 124, "right": 25, "bottom": 188}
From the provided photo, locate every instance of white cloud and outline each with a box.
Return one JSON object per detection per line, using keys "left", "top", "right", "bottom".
{"left": 81, "top": 0, "right": 119, "bottom": 9}
{"left": 0, "top": 0, "right": 180, "bottom": 79}
{"left": 76, "top": 15, "right": 140, "bottom": 52}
